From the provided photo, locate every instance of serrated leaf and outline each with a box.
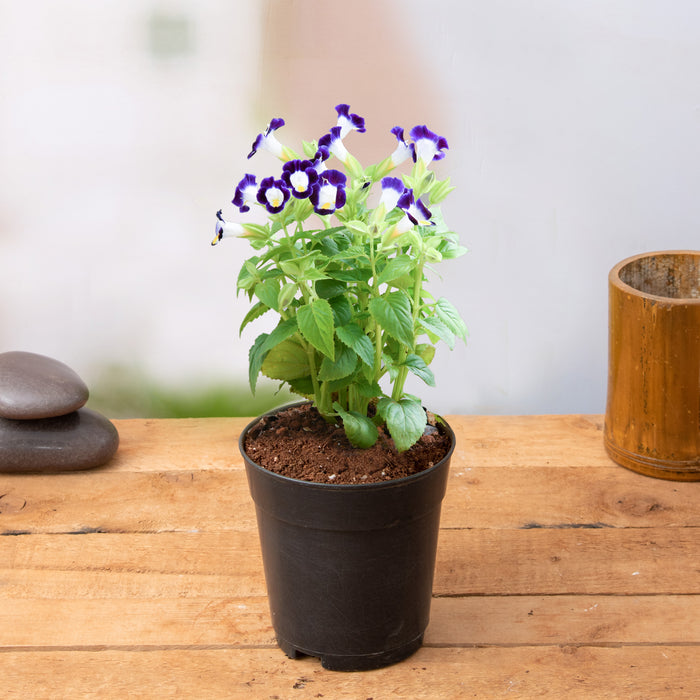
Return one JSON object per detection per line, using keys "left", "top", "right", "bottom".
{"left": 287, "top": 376, "right": 315, "bottom": 398}
{"left": 328, "top": 295, "right": 353, "bottom": 327}
{"left": 297, "top": 298, "right": 335, "bottom": 359}
{"left": 402, "top": 353, "right": 436, "bottom": 386}
{"left": 259, "top": 317, "right": 299, "bottom": 354}
{"left": 377, "top": 397, "right": 427, "bottom": 452}
{"left": 318, "top": 344, "right": 358, "bottom": 381}
{"left": 377, "top": 255, "right": 414, "bottom": 285}
{"left": 254, "top": 278, "right": 280, "bottom": 311}
{"left": 419, "top": 316, "right": 456, "bottom": 350}
{"left": 354, "top": 376, "right": 382, "bottom": 398}
{"left": 336, "top": 323, "right": 375, "bottom": 367}
{"left": 435, "top": 298, "right": 467, "bottom": 341}
{"left": 248, "top": 333, "right": 269, "bottom": 394}
{"left": 369, "top": 292, "right": 414, "bottom": 348}
{"left": 261, "top": 338, "right": 310, "bottom": 381}
{"left": 333, "top": 402, "right": 379, "bottom": 449}
{"left": 239, "top": 301, "right": 271, "bottom": 335}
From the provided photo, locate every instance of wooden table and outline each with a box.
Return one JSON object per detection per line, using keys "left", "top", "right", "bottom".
{"left": 2, "top": 415, "right": 700, "bottom": 698}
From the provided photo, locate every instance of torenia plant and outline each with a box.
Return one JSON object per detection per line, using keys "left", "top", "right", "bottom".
{"left": 213, "top": 104, "right": 467, "bottom": 452}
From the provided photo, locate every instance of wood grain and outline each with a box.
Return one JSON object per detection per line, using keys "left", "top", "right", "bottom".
{"left": 1, "top": 415, "right": 700, "bottom": 698}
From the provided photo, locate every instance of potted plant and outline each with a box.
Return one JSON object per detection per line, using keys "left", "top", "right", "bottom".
{"left": 213, "top": 104, "right": 466, "bottom": 671}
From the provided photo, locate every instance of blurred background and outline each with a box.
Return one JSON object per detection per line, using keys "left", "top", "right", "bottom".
{"left": 1, "top": 0, "right": 699, "bottom": 418}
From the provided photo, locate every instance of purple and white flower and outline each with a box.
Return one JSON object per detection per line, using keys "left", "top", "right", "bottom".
{"left": 398, "top": 189, "right": 434, "bottom": 226}
{"left": 335, "top": 103, "right": 366, "bottom": 138}
{"left": 248, "top": 118, "right": 292, "bottom": 160}
{"left": 281, "top": 159, "right": 319, "bottom": 199}
{"left": 409, "top": 125, "right": 448, "bottom": 164}
{"left": 212, "top": 210, "right": 249, "bottom": 245}
{"left": 379, "top": 177, "right": 406, "bottom": 212}
{"left": 318, "top": 126, "right": 351, "bottom": 165}
{"left": 256, "top": 176, "right": 291, "bottom": 214}
{"left": 310, "top": 169, "right": 347, "bottom": 215}
{"left": 389, "top": 127, "right": 414, "bottom": 167}
{"left": 232, "top": 174, "right": 258, "bottom": 213}
{"left": 309, "top": 146, "right": 330, "bottom": 174}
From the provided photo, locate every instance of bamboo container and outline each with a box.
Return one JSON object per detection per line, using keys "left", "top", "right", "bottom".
{"left": 604, "top": 251, "right": 700, "bottom": 479}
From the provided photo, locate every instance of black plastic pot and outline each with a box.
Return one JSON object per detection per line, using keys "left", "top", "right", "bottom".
{"left": 239, "top": 403, "right": 455, "bottom": 671}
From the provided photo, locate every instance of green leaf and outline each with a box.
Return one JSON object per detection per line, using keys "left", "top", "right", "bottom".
{"left": 377, "top": 397, "right": 427, "bottom": 452}
{"left": 318, "top": 344, "right": 358, "bottom": 381}
{"left": 247, "top": 319, "right": 301, "bottom": 391}
{"left": 297, "top": 298, "right": 335, "bottom": 359}
{"left": 261, "top": 338, "right": 310, "bottom": 381}
{"left": 419, "top": 316, "right": 456, "bottom": 350}
{"left": 237, "top": 258, "right": 259, "bottom": 292}
{"left": 435, "top": 298, "right": 468, "bottom": 341}
{"left": 254, "top": 278, "right": 280, "bottom": 311}
{"left": 336, "top": 323, "right": 375, "bottom": 367}
{"left": 327, "top": 267, "right": 372, "bottom": 283}
{"left": 333, "top": 402, "right": 379, "bottom": 449}
{"left": 315, "top": 279, "right": 346, "bottom": 299}
{"left": 287, "top": 376, "right": 314, "bottom": 398}
{"left": 402, "top": 354, "right": 436, "bottom": 386}
{"left": 426, "top": 178, "right": 455, "bottom": 204}
{"left": 415, "top": 343, "right": 436, "bottom": 366}
{"left": 344, "top": 220, "right": 370, "bottom": 236}
{"left": 328, "top": 295, "right": 353, "bottom": 327}
{"left": 248, "top": 333, "right": 269, "bottom": 394}
{"left": 239, "top": 301, "right": 270, "bottom": 335}
{"left": 259, "top": 317, "right": 299, "bottom": 354}
{"left": 369, "top": 292, "right": 414, "bottom": 348}
{"left": 377, "top": 254, "right": 414, "bottom": 285}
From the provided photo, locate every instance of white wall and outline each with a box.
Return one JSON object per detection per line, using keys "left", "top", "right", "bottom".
{"left": 1, "top": 1, "right": 699, "bottom": 415}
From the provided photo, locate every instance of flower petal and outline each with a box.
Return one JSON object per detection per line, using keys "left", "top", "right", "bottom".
{"left": 389, "top": 126, "right": 415, "bottom": 166}
{"left": 335, "top": 103, "right": 366, "bottom": 138}
{"left": 256, "top": 176, "right": 291, "bottom": 213}
{"left": 248, "top": 118, "right": 286, "bottom": 159}
{"left": 232, "top": 173, "right": 258, "bottom": 212}
{"left": 281, "top": 159, "right": 319, "bottom": 199}
{"left": 409, "top": 125, "right": 449, "bottom": 164}
{"left": 379, "top": 176, "right": 406, "bottom": 211}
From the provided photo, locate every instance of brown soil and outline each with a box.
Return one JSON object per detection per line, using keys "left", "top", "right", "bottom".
{"left": 243, "top": 402, "right": 452, "bottom": 484}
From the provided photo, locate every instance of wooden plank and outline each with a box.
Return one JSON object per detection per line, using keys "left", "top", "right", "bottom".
{"left": 3, "top": 462, "right": 700, "bottom": 534}
{"left": 106, "top": 418, "right": 249, "bottom": 473}
{"left": 2, "top": 593, "right": 700, "bottom": 649}
{"left": 449, "top": 413, "right": 614, "bottom": 467}
{"left": 1, "top": 647, "right": 698, "bottom": 699}
{"left": 2, "top": 527, "right": 700, "bottom": 602}
{"left": 434, "top": 527, "right": 700, "bottom": 595}
{"left": 442, "top": 463, "right": 700, "bottom": 529}
{"left": 0, "top": 471, "right": 259, "bottom": 534}
{"left": 0, "top": 533, "right": 266, "bottom": 596}
{"left": 77, "top": 414, "right": 614, "bottom": 474}
{"left": 427, "top": 594, "right": 700, "bottom": 646}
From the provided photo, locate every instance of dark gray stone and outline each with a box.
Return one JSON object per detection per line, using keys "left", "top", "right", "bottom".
{"left": 0, "top": 408, "right": 119, "bottom": 472}
{"left": 0, "top": 351, "right": 89, "bottom": 419}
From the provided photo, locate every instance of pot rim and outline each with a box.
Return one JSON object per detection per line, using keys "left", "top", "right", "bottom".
{"left": 609, "top": 250, "right": 700, "bottom": 305}
{"left": 238, "top": 400, "right": 456, "bottom": 492}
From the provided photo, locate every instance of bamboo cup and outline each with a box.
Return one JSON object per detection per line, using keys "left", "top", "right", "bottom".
{"left": 604, "top": 251, "right": 700, "bottom": 480}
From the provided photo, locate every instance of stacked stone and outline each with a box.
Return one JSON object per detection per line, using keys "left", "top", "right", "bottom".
{"left": 0, "top": 351, "right": 119, "bottom": 472}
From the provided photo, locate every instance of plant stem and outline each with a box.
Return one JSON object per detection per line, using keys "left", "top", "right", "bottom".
{"left": 391, "top": 251, "right": 425, "bottom": 401}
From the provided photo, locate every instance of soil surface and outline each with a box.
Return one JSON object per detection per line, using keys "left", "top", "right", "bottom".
{"left": 243, "top": 402, "right": 452, "bottom": 484}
